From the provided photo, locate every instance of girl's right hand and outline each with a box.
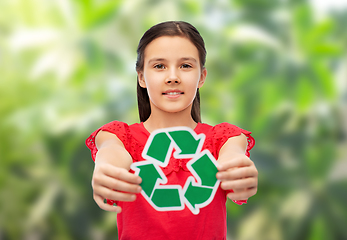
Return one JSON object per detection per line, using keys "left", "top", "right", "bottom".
{"left": 92, "top": 162, "right": 142, "bottom": 213}
{"left": 91, "top": 131, "right": 142, "bottom": 213}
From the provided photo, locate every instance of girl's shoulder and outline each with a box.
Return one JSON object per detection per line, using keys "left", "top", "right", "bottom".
{"left": 86, "top": 120, "right": 130, "bottom": 138}
{"left": 198, "top": 122, "right": 252, "bottom": 136}
{"left": 213, "top": 122, "right": 252, "bottom": 136}
{"left": 100, "top": 120, "right": 130, "bottom": 132}
{"left": 93, "top": 121, "right": 149, "bottom": 141}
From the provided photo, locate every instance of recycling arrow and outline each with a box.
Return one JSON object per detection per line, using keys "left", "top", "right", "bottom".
{"left": 168, "top": 130, "right": 202, "bottom": 155}
{"left": 131, "top": 126, "right": 220, "bottom": 215}
{"left": 136, "top": 163, "right": 163, "bottom": 197}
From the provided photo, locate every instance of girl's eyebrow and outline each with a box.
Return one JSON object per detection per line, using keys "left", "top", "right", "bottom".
{"left": 148, "top": 57, "right": 197, "bottom": 64}
{"left": 148, "top": 58, "right": 166, "bottom": 64}
{"left": 180, "top": 57, "right": 197, "bottom": 63}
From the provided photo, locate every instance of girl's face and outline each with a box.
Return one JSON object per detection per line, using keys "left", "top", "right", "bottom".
{"left": 137, "top": 36, "right": 207, "bottom": 117}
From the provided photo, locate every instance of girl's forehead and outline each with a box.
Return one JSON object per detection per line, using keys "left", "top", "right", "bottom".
{"left": 144, "top": 36, "right": 199, "bottom": 60}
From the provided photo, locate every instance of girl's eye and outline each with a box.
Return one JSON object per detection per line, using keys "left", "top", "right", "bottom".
{"left": 181, "top": 64, "right": 192, "bottom": 68}
{"left": 154, "top": 64, "right": 165, "bottom": 69}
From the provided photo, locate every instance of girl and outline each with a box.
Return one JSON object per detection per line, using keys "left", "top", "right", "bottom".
{"left": 86, "top": 21, "right": 258, "bottom": 239}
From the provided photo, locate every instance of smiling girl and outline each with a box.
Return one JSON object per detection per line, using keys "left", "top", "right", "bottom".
{"left": 86, "top": 21, "right": 258, "bottom": 240}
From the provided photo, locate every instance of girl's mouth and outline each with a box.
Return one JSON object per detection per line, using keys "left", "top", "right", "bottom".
{"left": 163, "top": 92, "right": 184, "bottom": 95}
{"left": 162, "top": 89, "right": 184, "bottom": 95}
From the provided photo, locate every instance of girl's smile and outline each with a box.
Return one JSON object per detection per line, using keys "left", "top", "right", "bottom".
{"left": 162, "top": 89, "right": 184, "bottom": 98}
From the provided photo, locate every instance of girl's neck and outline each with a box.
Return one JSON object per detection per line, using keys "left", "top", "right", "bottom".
{"left": 143, "top": 109, "right": 198, "bottom": 133}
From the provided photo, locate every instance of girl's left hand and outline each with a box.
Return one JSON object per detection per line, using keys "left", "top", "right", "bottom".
{"left": 216, "top": 153, "right": 258, "bottom": 201}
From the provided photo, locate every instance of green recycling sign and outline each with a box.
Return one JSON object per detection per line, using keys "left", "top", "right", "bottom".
{"left": 131, "top": 127, "right": 220, "bottom": 215}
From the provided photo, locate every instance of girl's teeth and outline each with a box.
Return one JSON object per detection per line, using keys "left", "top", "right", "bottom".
{"left": 167, "top": 92, "right": 180, "bottom": 95}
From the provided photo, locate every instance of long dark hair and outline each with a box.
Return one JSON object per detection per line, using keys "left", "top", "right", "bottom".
{"left": 135, "top": 21, "right": 206, "bottom": 123}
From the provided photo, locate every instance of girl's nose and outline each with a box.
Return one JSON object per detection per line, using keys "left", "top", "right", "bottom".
{"left": 166, "top": 69, "right": 181, "bottom": 84}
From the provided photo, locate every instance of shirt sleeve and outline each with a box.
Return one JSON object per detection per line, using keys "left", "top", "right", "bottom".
{"left": 213, "top": 122, "right": 255, "bottom": 158}
{"left": 213, "top": 122, "right": 255, "bottom": 205}
{"left": 85, "top": 121, "right": 130, "bottom": 162}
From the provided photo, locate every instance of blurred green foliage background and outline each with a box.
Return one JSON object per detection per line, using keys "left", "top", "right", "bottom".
{"left": 1, "top": 0, "right": 347, "bottom": 239}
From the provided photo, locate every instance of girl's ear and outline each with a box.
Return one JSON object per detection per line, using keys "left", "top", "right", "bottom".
{"left": 198, "top": 67, "right": 207, "bottom": 88}
{"left": 137, "top": 71, "right": 146, "bottom": 88}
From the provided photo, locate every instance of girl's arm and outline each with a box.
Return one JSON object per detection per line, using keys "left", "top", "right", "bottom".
{"left": 216, "top": 134, "right": 258, "bottom": 201}
{"left": 92, "top": 131, "right": 142, "bottom": 213}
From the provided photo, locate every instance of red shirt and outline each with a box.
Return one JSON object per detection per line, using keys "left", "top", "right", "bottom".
{"left": 86, "top": 121, "right": 255, "bottom": 240}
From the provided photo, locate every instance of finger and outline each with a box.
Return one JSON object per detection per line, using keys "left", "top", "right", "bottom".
{"left": 217, "top": 166, "right": 258, "bottom": 181}
{"left": 220, "top": 177, "right": 258, "bottom": 190}
{"left": 93, "top": 174, "right": 142, "bottom": 194}
{"left": 102, "top": 165, "right": 142, "bottom": 184}
{"left": 217, "top": 157, "right": 253, "bottom": 171}
{"left": 227, "top": 187, "right": 257, "bottom": 201}
{"left": 93, "top": 185, "right": 138, "bottom": 202}
{"left": 94, "top": 194, "right": 122, "bottom": 213}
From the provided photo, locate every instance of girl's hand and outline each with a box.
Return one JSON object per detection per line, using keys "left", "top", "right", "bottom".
{"left": 216, "top": 153, "right": 258, "bottom": 201}
{"left": 92, "top": 130, "right": 142, "bottom": 213}
{"left": 92, "top": 161, "right": 142, "bottom": 213}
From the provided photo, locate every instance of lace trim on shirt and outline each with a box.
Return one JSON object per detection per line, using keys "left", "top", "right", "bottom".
{"left": 85, "top": 121, "right": 130, "bottom": 161}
